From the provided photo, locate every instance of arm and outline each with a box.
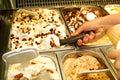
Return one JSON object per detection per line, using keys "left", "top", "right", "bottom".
{"left": 71, "top": 13, "right": 120, "bottom": 45}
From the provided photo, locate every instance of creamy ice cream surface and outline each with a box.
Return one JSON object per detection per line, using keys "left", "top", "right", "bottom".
{"left": 41, "top": 34, "right": 60, "bottom": 49}
{"left": 7, "top": 55, "right": 60, "bottom": 80}
{"left": 63, "top": 55, "right": 110, "bottom": 80}
{"left": 9, "top": 8, "right": 68, "bottom": 50}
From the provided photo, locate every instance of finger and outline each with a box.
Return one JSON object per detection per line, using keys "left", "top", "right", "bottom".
{"left": 72, "top": 22, "right": 94, "bottom": 36}
{"left": 77, "top": 39, "right": 83, "bottom": 46}
{"left": 114, "top": 58, "right": 120, "bottom": 80}
{"left": 93, "top": 30, "right": 104, "bottom": 42}
{"left": 88, "top": 32, "right": 96, "bottom": 42}
{"left": 83, "top": 34, "right": 89, "bottom": 44}
{"left": 89, "top": 32, "right": 95, "bottom": 39}
{"left": 108, "top": 50, "right": 120, "bottom": 59}
{"left": 71, "top": 26, "right": 84, "bottom": 36}
{"left": 117, "top": 71, "right": 120, "bottom": 80}
{"left": 114, "top": 58, "right": 120, "bottom": 71}
{"left": 71, "top": 21, "right": 100, "bottom": 36}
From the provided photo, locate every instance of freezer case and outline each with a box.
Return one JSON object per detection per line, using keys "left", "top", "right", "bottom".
{"left": 1, "top": 0, "right": 120, "bottom": 80}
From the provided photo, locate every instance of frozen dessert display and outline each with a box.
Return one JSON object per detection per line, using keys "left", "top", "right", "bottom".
{"left": 9, "top": 8, "right": 69, "bottom": 50}
{"left": 104, "top": 4, "right": 120, "bottom": 14}
{"left": 7, "top": 55, "right": 60, "bottom": 80}
{"left": 62, "top": 6, "right": 108, "bottom": 33}
{"left": 62, "top": 6, "right": 110, "bottom": 45}
{"left": 63, "top": 51, "right": 110, "bottom": 80}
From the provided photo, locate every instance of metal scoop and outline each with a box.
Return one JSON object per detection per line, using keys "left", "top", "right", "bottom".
{"left": 77, "top": 69, "right": 109, "bottom": 75}
{"left": 60, "top": 31, "right": 91, "bottom": 45}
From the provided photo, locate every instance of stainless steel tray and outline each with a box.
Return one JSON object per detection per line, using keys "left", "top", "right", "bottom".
{"left": 2, "top": 47, "right": 62, "bottom": 80}
{"left": 56, "top": 48, "right": 117, "bottom": 80}
{"left": 37, "top": 52, "right": 62, "bottom": 80}
{"left": 61, "top": 6, "right": 109, "bottom": 33}
{"left": 0, "top": 8, "right": 75, "bottom": 52}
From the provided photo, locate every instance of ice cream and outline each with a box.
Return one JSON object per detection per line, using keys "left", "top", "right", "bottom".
{"left": 63, "top": 6, "right": 108, "bottom": 33}
{"left": 63, "top": 9, "right": 85, "bottom": 33}
{"left": 104, "top": 4, "right": 120, "bottom": 14}
{"left": 63, "top": 54, "right": 110, "bottom": 80}
{"left": 41, "top": 34, "right": 60, "bottom": 49}
{"left": 9, "top": 8, "right": 68, "bottom": 50}
{"left": 7, "top": 55, "right": 60, "bottom": 80}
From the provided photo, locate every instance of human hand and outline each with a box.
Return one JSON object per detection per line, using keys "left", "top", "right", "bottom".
{"left": 71, "top": 17, "right": 110, "bottom": 46}
{"left": 108, "top": 49, "right": 120, "bottom": 80}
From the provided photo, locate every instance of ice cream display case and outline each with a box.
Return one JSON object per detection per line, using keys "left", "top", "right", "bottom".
{"left": 1, "top": 0, "right": 120, "bottom": 80}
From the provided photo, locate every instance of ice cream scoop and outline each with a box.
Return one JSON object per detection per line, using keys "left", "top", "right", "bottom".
{"left": 45, "top": 31, "right": 91, "bottom": 47}
{"left": 60, "top": 31, "right": 91, "bottom": 45}
{"left": 77, "top": 69, "right": 109, "bottom": 75}
{"left": 44, "top": 31, "right": 91, "bottom": 47}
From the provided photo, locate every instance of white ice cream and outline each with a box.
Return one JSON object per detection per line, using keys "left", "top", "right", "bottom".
{"left": 10, "top": 9, "right": 68, "bottom": 50}
{"left": 7, "top": 56, "right": 60, "bottom": 80}
{"left": 41, "top": 34, "right": 60, "bottom": 49}
{"left": 86, "top": 12, "right": 97, "bottom": 20}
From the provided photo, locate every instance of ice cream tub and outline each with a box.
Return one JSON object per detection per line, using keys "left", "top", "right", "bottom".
{"left": 60, "top": 6, "right": 109, "bottom": 33}
{"left": 56, "top": 48, "right": 117, "bottom": 80}
{"left": 5, "top": 8, "right": 75, "bottom": 52}
{"left": 2, "top": 47, "right": 62, "bottom": 80}
{"left": 104, "top": 4, "right": 120, "bottom": 14}
{"left": 60, "top": 6, "right": 111, "bottom": 46}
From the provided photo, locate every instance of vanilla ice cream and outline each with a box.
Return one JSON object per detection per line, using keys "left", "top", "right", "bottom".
{"left": 9, "top": 8, "right": 68, "bottom": 50}
{"left": 7, "top": 55, "right": 60, "bottom": 80}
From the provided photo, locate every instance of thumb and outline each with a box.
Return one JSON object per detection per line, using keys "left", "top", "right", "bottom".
{"left": 71, "top": 26, "right": 84, "bottom": 36}
{"left": 108, "top": 49, "right": 120, "bottom": 59}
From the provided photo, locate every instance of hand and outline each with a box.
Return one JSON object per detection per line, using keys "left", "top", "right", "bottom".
{"left": 108, "top": 50, "right": 120, "bottom": 80}
{"left": 71, "top": 17, "right": 111, "bottom": 46}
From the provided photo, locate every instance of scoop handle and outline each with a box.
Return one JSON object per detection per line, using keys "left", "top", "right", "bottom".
{"left": 60, "top": 31, "right": 91, "bottom": 45}
{"left": 77, "top": 69, "right": 109, "bottom": 74}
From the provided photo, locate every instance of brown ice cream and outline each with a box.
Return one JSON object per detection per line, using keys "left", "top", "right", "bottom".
{"left": 63, "top": 53, "right": 110, "bottom": 80}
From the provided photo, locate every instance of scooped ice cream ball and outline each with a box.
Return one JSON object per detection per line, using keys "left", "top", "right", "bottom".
{"left": 86, "top": 12, "right": 97, "bottom": 21}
